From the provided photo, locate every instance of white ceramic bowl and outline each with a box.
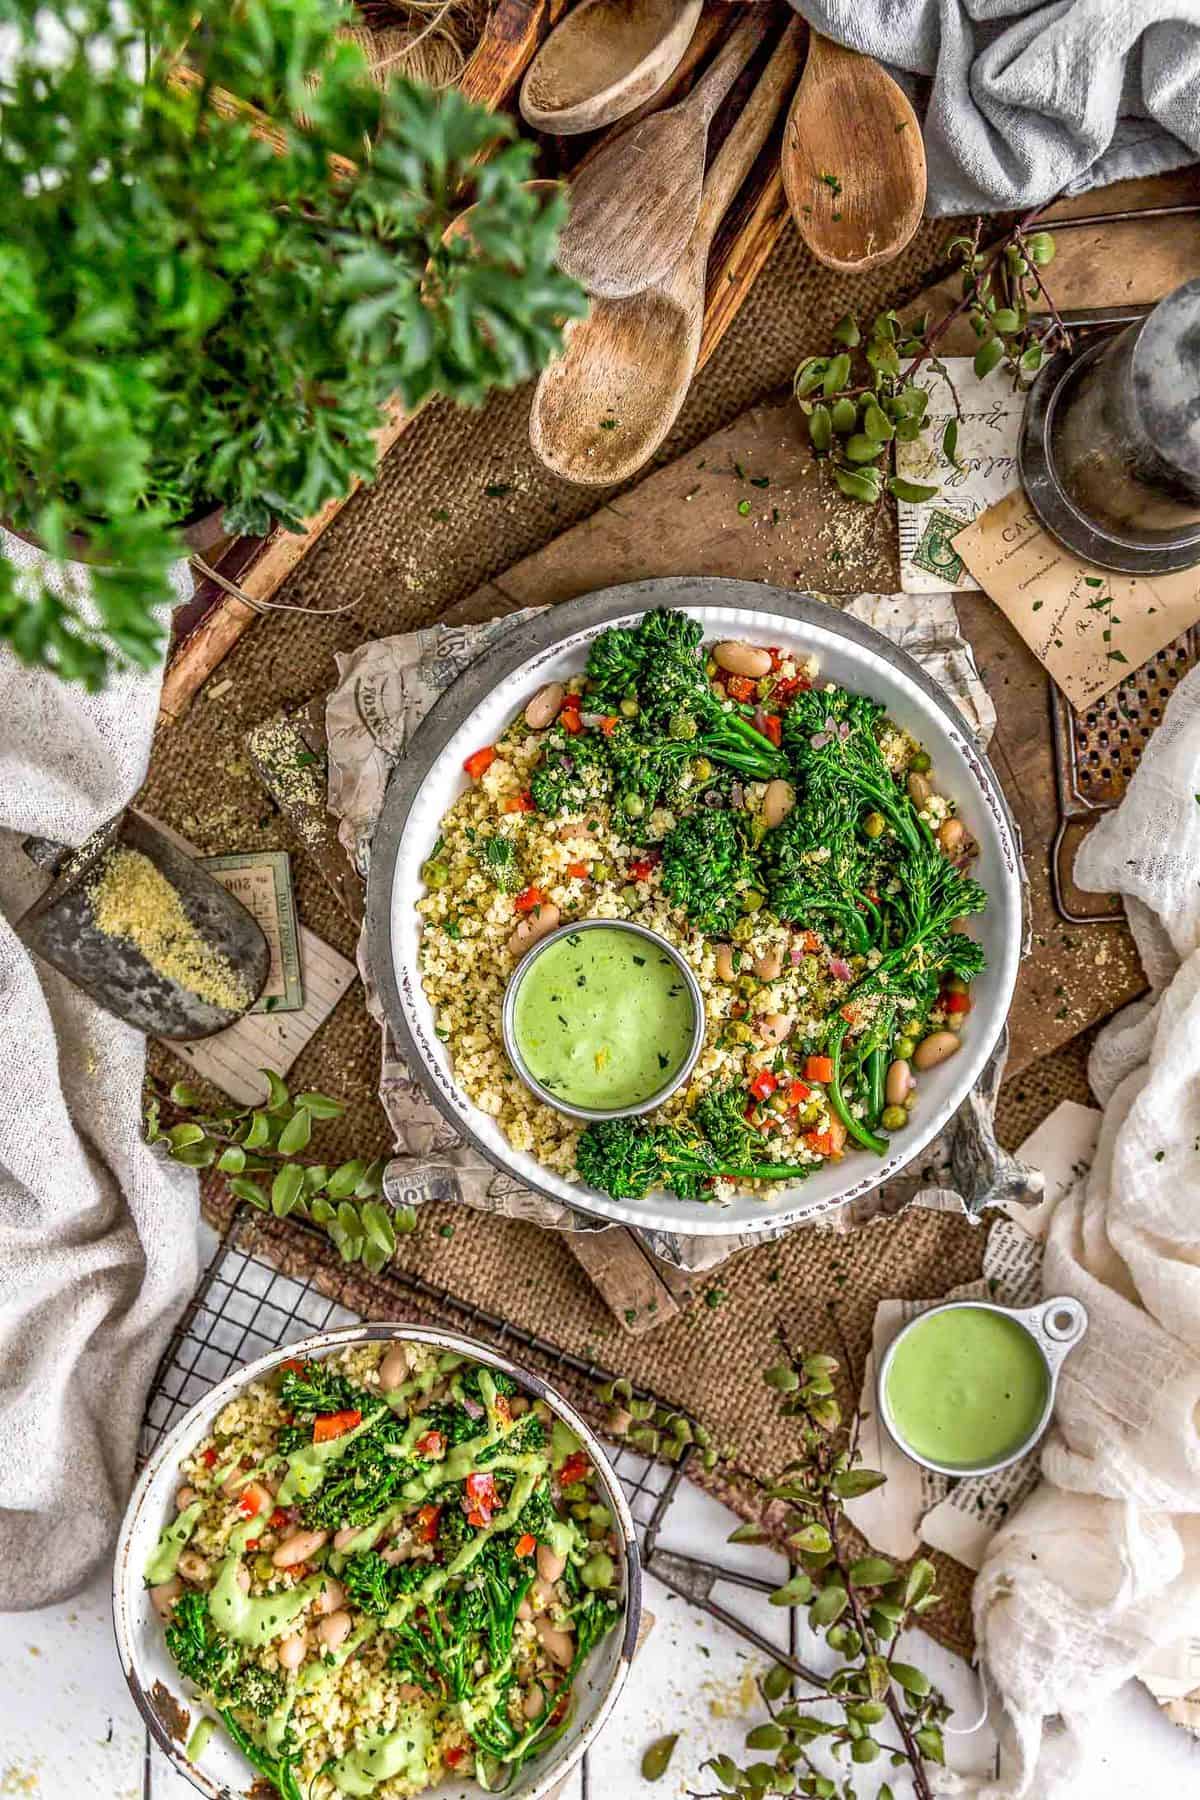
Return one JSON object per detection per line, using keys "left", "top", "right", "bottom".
{"left": 366, "top": 578, "right": 1023, "bottom": 1238}
{"left": 112, "top": 1325, "right": 641, "bottom": 1800}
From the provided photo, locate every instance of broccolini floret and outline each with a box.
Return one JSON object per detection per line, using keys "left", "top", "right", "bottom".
{"left": 659, "top": 810, "right": 761, "bottom": 934}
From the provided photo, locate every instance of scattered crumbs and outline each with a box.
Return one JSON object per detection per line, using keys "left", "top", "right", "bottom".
{"left": 206, "top": 678, "right": 233, "bottom": 701}
{"left": 89, "top": 848, "right": 252, "bottom": 1011}
{"left": 247, "top": 718, "right": 327, "bottom": 849}
{"left": 0, "top": 1761, "right": 42, "bottom": 1795}
{"left": 704, "top": 1666, "right": 762, "bottom": 1718}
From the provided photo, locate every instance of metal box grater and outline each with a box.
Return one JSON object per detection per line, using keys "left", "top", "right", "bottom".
{"left": 1051, "top": 628, "right": 1198, "bottom": 921}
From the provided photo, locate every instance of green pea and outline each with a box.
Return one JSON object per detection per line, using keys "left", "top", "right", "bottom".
{"left": 690, "top": 756, "right": 713, "bottom": 781}
{"left": 622, "top": 792, "right": 646, "bottom": 818}
{"left": 768, "top": 1092, "right": 789, "bottom": 1115}
{"left": 619, "top": 697, "right": 639, "bottom": 718}
{"left": 253, "top": 1554, "right": 275, "bottom": 1583}
{"left": 581, "top": 1551, "right": 615, "bottom": 1591}
{"left": 422, "top": 860, "right": 450, "bottom": 888}
{"left": 621, "top": 884, "right": 638, "bottom": 906}
{"left": 592, "top": 861, "right": 613, "bottom": 882}
{"left": 800, "top": 1100, "right": 823, "bottom": 1126}
{"left": 910, "top": 749, "right": 932, "bottom": 773}
{"left": 881, "top": 1104, "right": 908, "bottom": 1132}
{"left": 740, "top": 889, "right": 765, "bottom": 914}
{"left": 669, "top": 711, "right": 698, "bottom": 741}
{"left": 731, "top": 917, "right": 756, "bottom": 944}
{"left": 893, "top": 1035, "right": 917, "bottom": 1061}
{"left": 862, "top": 810, "right": 886, "bottom": 839}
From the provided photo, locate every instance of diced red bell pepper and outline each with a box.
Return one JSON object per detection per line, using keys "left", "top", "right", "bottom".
{"left": 312, "top": 1409, "right": 361, "bottom": 1444}
{"left": 566, "top": 861, "right": 589, "bottom": 879}
{"left": 726, "top": 675, "right": 756, "bottom": 702}
{"left": 800, "top": 930, "right": 822, "bottom": 953}
{"left": 748, "top": 1069, "right": 777, "bottom": 1102}
{"left": 416, "top": 1430, "right": 445, "bottom": 1460}
{"left": 244, "top": 1538, "right": 260, "bottom": 1552}
{"left": 804, "top": 1130, "right": 835, "bottom": 1156}
{"left": 202, "top": 1447, "right": 218, "bottom": 1468}
{"left": 269, "top": 1508, "right": 288, "bottom": 1530}
{"left": 840, "top": 1005, "right": 858, "bottom": 1025}
{"left": 944, "top": 991, "right": 972, "bottom": 1015}
{"left": 465, "top": 1471, "right": 498, "bottom": 1527}
{"left": 558, "top": 1452, "right": 589, "bottom": 1488}
{"left": 415, "top": 1503, "right": 441, "bottom": 1544}
{"left": 598, "top": 715, "right": 619, "bottom": 736}
{"left": 768, "top": 646, "right": 784, "bottom": 670}
{"left": 763, "top": 714, "right": 782, "bottom": 747}
{"left": 464, "top": 745, "right": 496, "bottom": 780}
{"left": 804, "top": 1055, "right": 833, "bottom": 1083}
{"left": 445, "top": 1746, "right": 467, "bottom": 1769}
{"left": 237, "top": 1485, "right": 265, "bottom": 1519}
{"left": 279, "top": 1358, "right": 305, "bottom": 1376}
{"left": 628, "top": 857, "right": 656, "bottom": 881}
{"left": 559, "top": 705, "right": 583, "bottom": 735}
{"left": 501, "top": 791, "right": 535, "bottom": 813}
{"left": 515, "top": 1533, "right": 537, "bottom": 1558}
{"left": 514, "top": 885, "right": 545, "bottom": 915}
{"left": 787, "top": 1079, "right": 811, "bottom": 1105}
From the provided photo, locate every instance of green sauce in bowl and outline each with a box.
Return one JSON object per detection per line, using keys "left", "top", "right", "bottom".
{"left": 884, "top": 1305, "right": 1050, "bottom": 1472}
{"left": 507, "top": 923, "right": 700, "bottom": 1116}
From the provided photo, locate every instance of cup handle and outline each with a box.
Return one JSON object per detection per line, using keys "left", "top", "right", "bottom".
{"left": 1024, "top": 1295, "right": 1089, "bottom": 1363}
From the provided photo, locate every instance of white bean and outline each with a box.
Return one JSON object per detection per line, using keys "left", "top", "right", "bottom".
{"left": 715, "top": 943, "right": 736, "bottom": 982}
{"left": 177, "top": 1550, "right": 210, "bottom": 1584}
{"left": 524, "top": 1685, "right": 548, "bottom": 1720}
{"left": 714, "top": 641, "right": 772, "bottom": 678}
{"left": 516, "top": 1597, "right": 533, "bottom": 1623}
{"left": 761, "top": 779, "right": 795, "bottom": 829}
{"left": 536, "top": 1544, "right": 566, "bottom": 1583}
{"left": 938, "top": 817, "right": 966, "bottom": 854}
{"left": 913, "top": 1032, "right": 962, "bottom": 1071}
{"left": 507, "top": 901, "right": 560, "bottom": 959}
{"left": 754, "top": 949, "right": 782, "bottom": 980}
{"left": 525, "top": 683, "right": 566, "bottom": 730}
{"left": 313, "top": 1579, "right": 346, "bottom": 1617}
{"left": 531, "top": 1577, "right": 558, "bottom": 1613}
{"left": 175, "top": 1486, "right": 197, "bottom": 1512}
{"left": 381, "top": 1545, "right": 413, "bottom": 1567}
{"left": 149, "top": 1578, "right": 182, "bottom": 1621}
{"left": 221, "top": 1466, "right": 249, "bottom": 1499}
{"left": 236, "top": 1564, "right": 251, "bottom": 1593}
{"left": 756, "top": 1013, "right": 794, "bottom": 1046}
{"left": 273, "top": 1528, "right": 329, "bottom": 1569}
{"left": 885, "top": 1060, "right": 913, "bottom": 1106}
{"left": 379, "top": 1342, "right": 410, "bottom": 1391}
{"left": 535, "top": 1618, "right": 575, "bottom": 1668}
{"left": 558, "top": 820, "right": 597, "bottom": 845}
{"left": 278, "top": 1632, "right": 307, "bottom": 1672}
{"left": 907, "top": 771, "right": 932, "bottom": 805}
{"left": 509, "top": 1396, "right": 529, "bottom": 1417}
{"left": 317, "top": 1609, "right": 352, "bottom": 1651}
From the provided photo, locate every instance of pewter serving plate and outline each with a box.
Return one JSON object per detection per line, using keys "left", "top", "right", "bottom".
{"left": 366, "top": 578, "right": 1023, "bottom": 1238}
{"left": 113, "top": 1325, "right": 640, "bottom": 1800}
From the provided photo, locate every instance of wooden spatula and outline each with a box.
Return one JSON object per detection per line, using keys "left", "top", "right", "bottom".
{"left": 557, "top": 9, "right": 772, "bottom": 299}
{"left": 782, "top": 31, "right": 926, "bottom": 273}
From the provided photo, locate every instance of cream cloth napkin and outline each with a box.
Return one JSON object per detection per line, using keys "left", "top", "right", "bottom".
{"left": 955, "top": 667, "right": 1200, "bottom": 1796}
{"left": 0, "top": 535, "right": 198, "bottom": 1608}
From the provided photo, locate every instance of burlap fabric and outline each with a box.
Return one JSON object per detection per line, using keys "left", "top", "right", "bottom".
{"left": 142, "top": 220, "right": 1101, "bottom": 1659}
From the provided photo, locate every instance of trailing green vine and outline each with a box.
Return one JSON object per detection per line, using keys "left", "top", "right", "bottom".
{"left": 146, "top": 1070, "right": 412, "bottom": 1270}
{"left": 793, "top": 217, "right": 1066, "bottom": 506}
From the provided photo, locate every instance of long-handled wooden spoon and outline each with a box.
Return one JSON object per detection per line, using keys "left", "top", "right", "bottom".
{"left": 557, "top": 9, "right": 772, "bottom": 299}
{"left": 520, "top": 0, "right": 703, "bottom": 136}
{"left": 782, "top": 31, "right": 926, "bottom": 274}
{"left": 529, "top": 17, "right": 804, "bottom": 487}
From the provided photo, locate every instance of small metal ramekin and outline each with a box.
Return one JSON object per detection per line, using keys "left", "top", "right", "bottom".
{"left": 501, "top": 918, "right": 705, "bottom": 1122}
{"left": 877, "top": 1295, "right": 1089, "bottom": 1478}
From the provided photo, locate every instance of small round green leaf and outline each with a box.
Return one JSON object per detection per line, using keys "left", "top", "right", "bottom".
{"left": 761, "top": 1663, "right": 791, "bottom": 1702}
{"left": 833, "top": 466, "right": 881, "bottom": 504}
{"left": 745, "top": 1723, "right": 785, "bottom": 1751}
{"left": 794, "top": 357, "right": 828, "bottom": 399}
{"left": 833, "top": 1467, "right": 887, "bottom": 1499}
{"left": 807, "top": 402, "right": 832, "bottom": 454}
{"left": 822, "top": 353, "right": 851, "bottom": 396}
{"left": 167, "top": 1123, "right": 206, "bottom": 1149}
{"left": 844, "top": 434, "right": 884, "bottom": 463}
{"left": 244, "top": 1111, "right": 271, "bottom": 1150}
{"left": 887, "top": 476, "right": 939, "bottom": 504}
{"left": 271, "top": 1164, "right": 305, "bottom": 1218}
{"left": 327, "top": 1159, "right": 367, "bottom": 1199}
{"left": 360, "top": 1201, "right": 396, "bottom": 1257}
{"left": 640, "top": 1734, "right": 678, "bottom": 1781}
{"left": 764, "top": 1363, "right": 800, "bottom": 1391}
{"left": 849, "top": 1556, "right": 895, "bottom": 1586}
{"left": 1027, "top": 231, "right": 1055, "bottom": 266}
{"left": 851, "top": 1737, "right": 881, "bottom": 1764}
{"left": 277, "top": 1107, "right": 312, "bottom": 1155}
{"left": 973, "top": 335, "right": 1004, "bottom": 379}
{"left": 260, "top": 1070, "right": 291, "bottom": 1113}
{"left": 810, "top": 1583, "right": 848, "bottom": 1627}
{"left": 217, "top": 1145, "right": 246, "bottom": 1174}
{"left": 229, "top": 1177, "right": 268, "bottom": 1211}
{"left": 830, "top": 396, "right": 858, "bottom": 434}
{"left": 889, "top": 1661, "right": 931, "bottom": 1697}
{"left": 831, "top": 313, "right": 861, "bottom": 347}
{"left": 293, "top": 1091, "right": 344, "bottom": 1120}
{"left": 769, "top": 1573, "right": 814, "bottom": 1607}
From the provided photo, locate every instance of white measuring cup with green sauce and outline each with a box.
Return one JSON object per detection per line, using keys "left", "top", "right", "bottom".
{"left": 877, "top": 1296, "right": 1088, "bottom": 1477}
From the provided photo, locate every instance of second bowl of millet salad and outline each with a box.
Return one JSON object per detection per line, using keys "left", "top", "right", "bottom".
{"left": 114, "top": 1327, "right": 640, "bottom": 1800}
{"left": 366, "top": 578, "right": 1023, "bottom": 1237}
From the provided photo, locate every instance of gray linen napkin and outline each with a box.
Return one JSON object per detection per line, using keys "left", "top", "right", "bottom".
{"left": 789, "top": 0, "right": 1200, "bottom": 213}
{"left": 0, "top": 534, "right": 198, "bottom": 1609}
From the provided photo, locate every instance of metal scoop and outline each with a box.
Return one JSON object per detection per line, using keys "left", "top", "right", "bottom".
{"left": 15, "top": 810, "right": 269, "bottom": 1039}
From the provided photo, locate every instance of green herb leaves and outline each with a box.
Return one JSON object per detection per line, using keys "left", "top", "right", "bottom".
{"left": 146, "top": 1068, "right": 414, "bottom": 1270}
{"left": 0, "top": 0, "right": 585, "bottom": 686}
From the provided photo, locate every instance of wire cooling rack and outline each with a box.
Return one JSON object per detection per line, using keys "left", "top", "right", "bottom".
{"left": 139, "top": 1206, "right": 809, "bottom": 1791}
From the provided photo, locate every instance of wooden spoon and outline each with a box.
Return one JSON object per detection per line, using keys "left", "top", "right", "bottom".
{"left": 557, "top": 10, "right": 771, "bottom": 299}
{"left": 520, "top": 0, "right": 703, "bottom": 136}
{"left": 529, "top": 18, "right": 804, "bottom": 487}
{"left": 782, "top": 32, "right": 926, "bottom": 274}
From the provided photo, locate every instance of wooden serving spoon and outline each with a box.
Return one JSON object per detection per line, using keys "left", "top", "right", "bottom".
{"left": 557, "top": 9, "right": 772, "bottom": 299}
{"left": 529, "top": 18, "right": 804, "bottom": 487}
{"left": 520, "top": 0, "right": 703, "bottom": 136}
{"left": 782, "top": 31, "right": 926, "bottom": 274}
